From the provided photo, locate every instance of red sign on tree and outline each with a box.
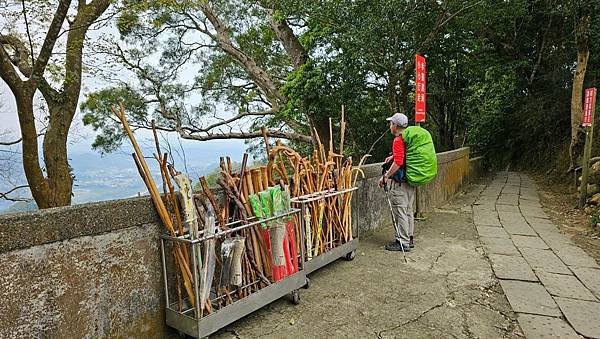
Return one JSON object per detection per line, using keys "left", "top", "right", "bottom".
{"left": 415, "top": 54, "right": 426, "bottom": 123}
{"left": 583, "top": 88, "right": 597, "bottom": 127}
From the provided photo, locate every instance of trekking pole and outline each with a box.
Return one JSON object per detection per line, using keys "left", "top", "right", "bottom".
{"left": 383, "top": 182, "right": 408, "bottom": 264}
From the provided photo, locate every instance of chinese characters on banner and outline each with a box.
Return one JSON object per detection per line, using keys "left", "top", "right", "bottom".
{"left": 415, "top": 54, "right": 426, "bottom": 123}
{"left": 583, "top": 88, "right": 597, "bottom": 127}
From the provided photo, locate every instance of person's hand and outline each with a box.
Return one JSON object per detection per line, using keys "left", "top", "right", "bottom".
{"left": 378, "top": 176, "right": 387, "bottom": 188}
{"left": 385, "top": 155, "right": 393, "bottom": 163}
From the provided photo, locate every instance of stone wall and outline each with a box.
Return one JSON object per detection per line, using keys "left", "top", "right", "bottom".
{"left": 416, "top": 147, "right": 472, "bottom": 212}
{"left": 351, "top": 147, "right": 473, "bottom": 235}
{"left": 0, "top": 147, "right": 472, "bottom": 338}
{"left": 0, "top": 198, "right": 166, "bottom": 338}
{"left": 469, "top": 156, "right": 485, "bottom": 180}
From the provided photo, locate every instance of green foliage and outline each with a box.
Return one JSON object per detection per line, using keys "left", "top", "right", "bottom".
{"left": 280, "top": 61, "right": 329, "bottom": 120}
{"left": 590, "top": 208, "right": 600, "bottom": 228}
{"left": 116, "top": 10, "right": 140, "bottom": 36}
{"left": 81, "top": 86, "right": 148, "bottom": 153}
{"left": 464, "top": 66, "right": 518, "bottom": 158}
{"left": 83, "top": 0, "right": 600, "bottom": 170}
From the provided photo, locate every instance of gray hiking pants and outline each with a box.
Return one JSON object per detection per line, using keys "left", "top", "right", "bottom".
{"left": 389, "top": 182, "right": 415, "bottom": 246}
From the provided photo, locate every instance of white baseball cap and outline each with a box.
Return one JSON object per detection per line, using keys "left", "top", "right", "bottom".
{"left": 386, "top": 113, "right": 408, "bottom": 127}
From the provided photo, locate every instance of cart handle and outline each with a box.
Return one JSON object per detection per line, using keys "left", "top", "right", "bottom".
{"left": 160, "top": 208, "right": 301, "bottom": 243}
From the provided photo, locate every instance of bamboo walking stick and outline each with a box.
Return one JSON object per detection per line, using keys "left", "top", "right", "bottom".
{"left": 252, "top": 169, "right": 263, "bottom": 193}
{"left": 260, "top": 166, "right": 269, "bottom": 191}
{"left": 245, "top": 170, "right": 255, "bottom": 195}
{"left": 116, "top": 105, "right": 195, "bottom": 307}
{"left": 340, "top": 105, "right": 346, "bottom": 156}
{"left": 329, "top": 117, "right": 334, "bottom": 154}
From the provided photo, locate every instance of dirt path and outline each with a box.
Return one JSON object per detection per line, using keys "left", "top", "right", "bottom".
{"left": 532, "top": 174, "right": 600, "bottom": 265}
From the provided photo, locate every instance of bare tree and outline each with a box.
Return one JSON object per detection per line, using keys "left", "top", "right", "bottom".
{"left": 0, "top": 0, "right": 112, "bottom": 208}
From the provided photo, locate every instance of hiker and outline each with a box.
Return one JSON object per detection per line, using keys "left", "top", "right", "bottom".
{"left": 379, "top": 112, "right": 415, "bottom": 252}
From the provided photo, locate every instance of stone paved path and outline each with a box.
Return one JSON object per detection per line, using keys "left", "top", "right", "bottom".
{"left": 474, "top": 172, "right": 600, "bottom": 338}
{"left": 200, "top": 180, "right": 522, "bottom": 338}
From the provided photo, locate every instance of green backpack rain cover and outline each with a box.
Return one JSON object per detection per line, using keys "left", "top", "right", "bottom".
{"left": 402, "top": 126, "right": 438, "bottom": 185}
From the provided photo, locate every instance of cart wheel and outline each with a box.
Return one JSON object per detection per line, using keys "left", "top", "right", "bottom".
{"left": 303, "top": 277, "right": 311, "bottom": 289}
{"left": 177, "top": 331, "right": 191, "bottom": 338}
{"left": 344, "top": 250, "right": 356, "bottom": 261}
{"left": 291, "top": 290, "right": 301, "bottom": 305}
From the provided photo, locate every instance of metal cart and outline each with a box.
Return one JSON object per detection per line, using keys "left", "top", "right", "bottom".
{"left": 291, "top": 187, "right": 359, "bottom": 275}
{"left": 160, "top": 209, "right": 305, "bottom": 338}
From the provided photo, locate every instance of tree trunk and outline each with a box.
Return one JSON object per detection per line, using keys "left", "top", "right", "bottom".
{"left": 387, "top": 71, "right": 399, "bottom": 113}
{"left": 14, "top": 94, "right": 74, "bottom": 208}
{"left": 200, "top": 3, "right": 286, "bottom": 106}
{"left": 14, "top": 91, "right": 52, "bottom": 207}
{"left": 267, "top": 10, "right": 307, "bottom": 70}
{"left": 42, "top": 104, "right": 74, "bottom": 207}
{"left": 0, "top": 0, "right": 109, "bottom": 208}
{"left": 307, "top": 116, "right": 331, "bottom": 153}
{"left": 569, "top": 16, "right": 591, "bottom": 171}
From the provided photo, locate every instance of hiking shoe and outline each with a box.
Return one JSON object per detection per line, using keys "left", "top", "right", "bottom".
{"left": 409, "top": 236, "right": 415, "bottom": 248}
{"left": 385, "top": 240, "right": 410, "bottom": 252}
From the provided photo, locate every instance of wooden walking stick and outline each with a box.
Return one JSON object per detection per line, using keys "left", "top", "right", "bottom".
{"left": 329, "top": 117, "right": 334, "bottom": 154}
{"left": 340, "top": 105, "right": 346, "bottom": 156}
{"left": 261, "top": 127, "right": 271, "bottom": 154}
{"left": 261, "top": 166, "right": 270, "bottom": 190}
{"left": 160, "top": 156, "right": 190, "bottom": 265}
{"left": 174, "top": 174, "right": 214, "bottom": 312}
{"left": 245, "top": 170, "right": 255, "bottom": 195}
{"left": 116, "top": 105, "right": 195, "bottom": 307}
{"left": 226, "top": 156, "right": 233, "bottom": 174}
{"left": 251, "top": 168, "right": 263, "bottom": 193}
{"left": 200, "top": 202, "right": 217, "bottom": 315}
{"left": 199, "top": 176, "right": 226, "bottom": 228}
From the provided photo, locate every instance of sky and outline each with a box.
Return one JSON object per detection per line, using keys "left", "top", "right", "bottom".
{"left": 0, "top": 82, "right": 19, "bottom": 133}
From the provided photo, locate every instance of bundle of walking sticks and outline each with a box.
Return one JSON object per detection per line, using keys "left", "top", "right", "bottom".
{"left": 115, "top": 103, "right": 365, "bottom": 317}
{"left": 115, "top": 105, "right": 302, "bottom": 317}
{"left": 264, "top": 115, "right": 368, "bottom": 259}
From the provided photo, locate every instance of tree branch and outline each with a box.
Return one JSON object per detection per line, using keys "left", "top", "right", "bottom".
{"left": 20, "top": 0, "right": 35, "bottom": 68}
{"left": 0, "top": 34, "right": 24, "bottom": 92}
{"left": 190, "top": 109, "right": 276, "bottom": 133}
{"left": 402, "top": 0, "right": 485, "bottom": 75}
{"left": 266, "top": 8, "right": 308, "bottom": 69}
{"left": 29, "top": 0, "right": 71, "bottom": 84}
{"left": 0, "top": 185, "right": 31, "bottom": 202}
{"left": 0, "top": 34, "right": 60, "bottom": 102}
{"left": 198, "top": 2, "right": 287, "bottom": 106}
{"left": 179, "top": 128, "right": 311, "bottom": 143}
{"left": 0, "top": 138, "right": 22, "bottom": 146}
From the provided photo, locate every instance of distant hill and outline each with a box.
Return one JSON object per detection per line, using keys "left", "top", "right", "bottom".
{"left": 1, "top": 138, "right": 247, "bottom": 215}
{"left": 3, "top": 200, "right": 37, "bottom": 214}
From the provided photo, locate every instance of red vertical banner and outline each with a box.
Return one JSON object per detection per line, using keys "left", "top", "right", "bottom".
{"left": 415, "top": 54, "right": 426, "bottom": 123}
{"left": 583, "top": 88, "right": 597, "bottom": 127}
